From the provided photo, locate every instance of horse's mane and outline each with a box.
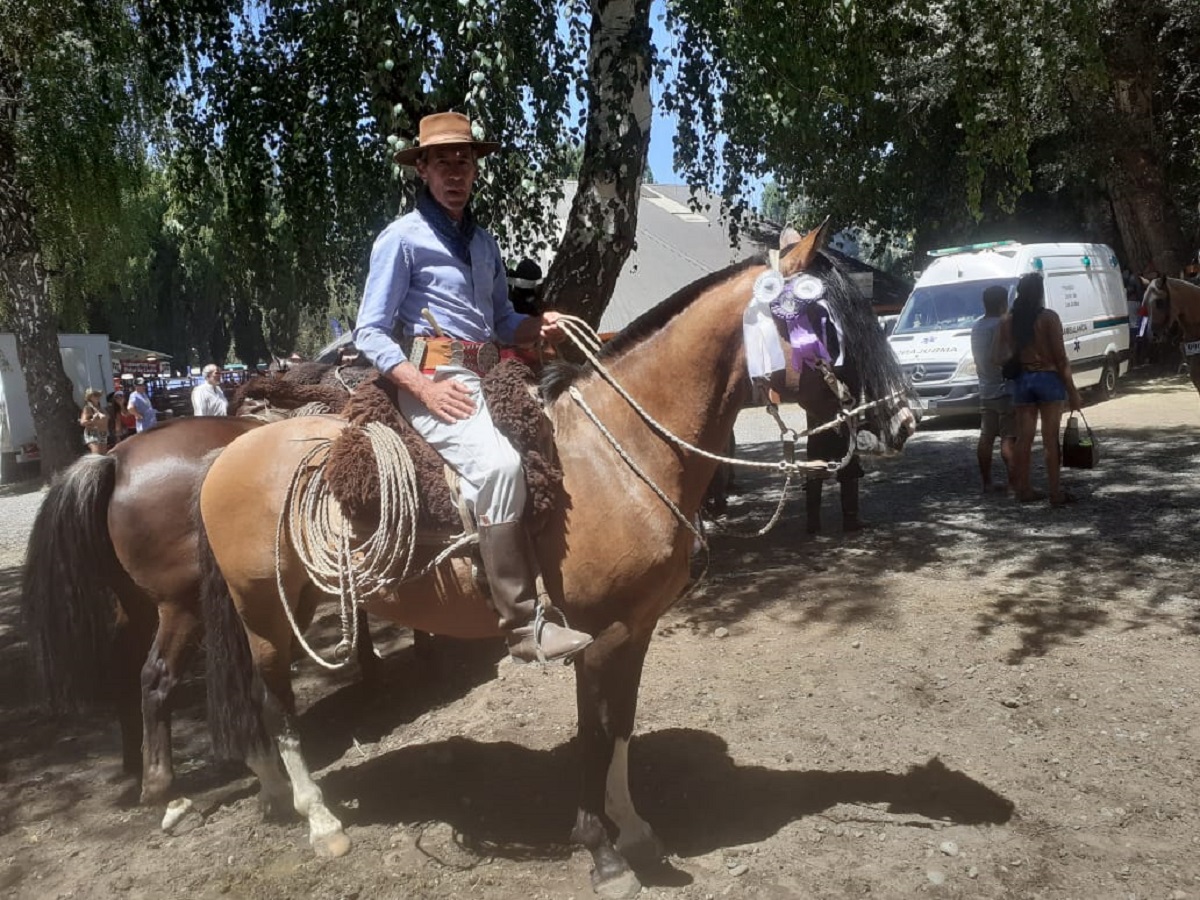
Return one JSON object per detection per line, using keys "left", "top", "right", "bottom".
{"left": 807, "top": 250, "right": 914, "bottom": 446}
{"left": 543, "top": 255, "right": 766, "bottom": 400}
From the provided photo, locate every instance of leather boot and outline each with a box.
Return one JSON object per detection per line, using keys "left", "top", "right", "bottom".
{"left": 840, "top": 477, "right": 863, "bottom": 532}
{"left": 477, "top": 521, "right": 592, "bottom": 663}
{"left": 805, "top": 479, "right": 823, "bottom": 535}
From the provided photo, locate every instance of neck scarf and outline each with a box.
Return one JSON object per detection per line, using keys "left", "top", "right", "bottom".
{"left": 416, "top": 186, "right": 476, "bottom": 263}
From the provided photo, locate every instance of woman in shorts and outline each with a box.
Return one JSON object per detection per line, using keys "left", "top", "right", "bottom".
{"left": 79, "top": 388, "right": 109, "bottom": 455}
{"left": 996, "top": 272, "right": 1083, "bottom": 507}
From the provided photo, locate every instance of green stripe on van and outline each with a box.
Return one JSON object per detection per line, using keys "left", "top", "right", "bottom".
{"left": 1094, "top": 316, "right": 1129, "bottom": 328}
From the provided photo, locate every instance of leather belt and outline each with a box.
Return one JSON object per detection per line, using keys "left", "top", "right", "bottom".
{"left": 404, "top": 336, "right": 505, "bottom": 376}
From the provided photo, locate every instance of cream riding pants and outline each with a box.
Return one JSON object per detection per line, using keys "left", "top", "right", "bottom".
{"left": 395, "top": 365, "right": 525, "bottom": 527}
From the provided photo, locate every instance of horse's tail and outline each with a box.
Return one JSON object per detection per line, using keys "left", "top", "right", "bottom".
{"left": 197, "top": 522, "right": 271, "bottom": 762}
{"left": 20, "top": 454, "right": 119, "bottom": 710}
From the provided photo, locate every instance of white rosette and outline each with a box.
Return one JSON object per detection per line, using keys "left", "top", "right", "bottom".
{"left": 743, "top": 269, "right": 787, "bottom": 380}
{"left": 789, "top": 273, "right": 826, "bottom": 301}
{"left": 752, "top": 269, "right": 786, "bottom": 307}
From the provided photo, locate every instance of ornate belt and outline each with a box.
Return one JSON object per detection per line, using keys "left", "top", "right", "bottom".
{"left": 404, "top": 337, "right": 504, "bottom": 376}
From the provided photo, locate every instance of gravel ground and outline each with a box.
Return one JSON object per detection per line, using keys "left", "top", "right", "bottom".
{"left": 1, "top": 366, "right": 1199, "bottom": 900}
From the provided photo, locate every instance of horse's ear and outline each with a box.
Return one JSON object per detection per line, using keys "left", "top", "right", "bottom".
{"left": 778, "top": 226, "right": 802, "bottom": 251}
{"left": 778, "top": 217, "right": 832, "bottom": 277}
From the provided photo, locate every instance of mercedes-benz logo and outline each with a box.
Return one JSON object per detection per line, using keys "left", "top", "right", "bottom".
{"left": 911, "top": 364, "right": 927, "bottom": 382}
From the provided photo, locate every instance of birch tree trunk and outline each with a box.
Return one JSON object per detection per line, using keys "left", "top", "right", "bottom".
{"left": 0, "top": 62, "right": 80, "bottom": 478}
{"left": 542, "top": 0, "right": 653, "bottom": 328}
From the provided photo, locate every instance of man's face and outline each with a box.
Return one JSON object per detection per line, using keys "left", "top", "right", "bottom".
{"left": 416, "top": 146, "right": 477, "bottom": 221}
{"left": 206, "top": 369, "right": 221, "bottom": 384}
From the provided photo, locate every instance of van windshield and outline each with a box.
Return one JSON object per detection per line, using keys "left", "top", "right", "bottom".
{"left": 893, "top": 279, "right": 1017, "bottom": 335}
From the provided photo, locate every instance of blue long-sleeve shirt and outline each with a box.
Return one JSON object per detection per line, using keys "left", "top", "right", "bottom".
{"left": 353, "top": 210, "right": 526, "bottom": 375}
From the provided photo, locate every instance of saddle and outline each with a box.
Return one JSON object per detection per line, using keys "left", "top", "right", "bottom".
{"left": 233, "top": 359, "right": 562, "bottom": 535}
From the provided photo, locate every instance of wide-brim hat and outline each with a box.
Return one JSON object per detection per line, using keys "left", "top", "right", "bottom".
{"left": 394, "top": 112, "right": 500, "bottom": 166}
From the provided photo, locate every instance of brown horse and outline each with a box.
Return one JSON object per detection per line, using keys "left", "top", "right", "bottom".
{"left": 1161, "top": 277, "right": 1200, "bottom": 397}
{"left": 21, "top": 417, "right": 263, "bottom": 802}
{"left": 198, "top": 233, "right": 915, "bottom": 895}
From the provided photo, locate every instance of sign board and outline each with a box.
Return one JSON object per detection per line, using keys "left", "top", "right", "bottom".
{"left": 120, "top": 360, "right": 168, "bottom": 377}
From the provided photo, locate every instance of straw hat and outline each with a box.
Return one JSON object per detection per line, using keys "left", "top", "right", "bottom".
{"left": 394, "top": 112, "right": 500, "bottom": 166}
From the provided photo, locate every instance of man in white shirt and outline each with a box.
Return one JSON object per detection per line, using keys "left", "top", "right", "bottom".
{"left": 191, "top": 364, "right": 229, "bottom": 417}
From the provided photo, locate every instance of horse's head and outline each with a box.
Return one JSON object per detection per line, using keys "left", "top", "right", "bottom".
{"left": 762, "top": 221, "right": 917, "bottom": 456}
{"left": 1166, "top": 278, "right": 1200, "bottom": 340}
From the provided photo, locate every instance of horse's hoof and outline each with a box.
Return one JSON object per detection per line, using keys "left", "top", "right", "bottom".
{"left": 615, "top": 830, "right": 665, "bottom": 869}
{"left": 312, "top": 830, "right": 352, "bottom": 859}
{"left": 139, "top": 779, "right": 171, "bottom": 806}
{"left": 592, "top": 868, "right": 641, "bottom": 899}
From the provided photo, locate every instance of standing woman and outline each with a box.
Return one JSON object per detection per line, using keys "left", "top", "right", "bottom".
{"left": 996, "top": 272, "right": 1083, "bottom": 506}
{"left": 79, "top": 388, "right": 109, "bottom": 455}
{"left": 106, "top": 390, "right": 130, "bottom": 446}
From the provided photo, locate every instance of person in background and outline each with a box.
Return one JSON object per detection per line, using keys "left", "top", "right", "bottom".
{"left": 191, "top": 363, "right": 229, "bottom": 416}
{"left": 971, "top": 285, "right": 1015, "bottom": 493}
{"left": 506, "top": 259, "right": 543, "bottom": 316}
{"left": 996, "top": 272, "right": 1083, "bottom": 507}
{"left": 106, "top": 390, "right": 130, "bottom": 446}
{"left": 128, "top": 378, "right": 158, "bottom": 433}
{"left": 79, "top": 389, "right": 109, "bottom": 455}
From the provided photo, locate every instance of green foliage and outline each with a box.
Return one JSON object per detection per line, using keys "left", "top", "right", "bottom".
{"left": 664, "top": 0, "right": 1197, "bottom": 258}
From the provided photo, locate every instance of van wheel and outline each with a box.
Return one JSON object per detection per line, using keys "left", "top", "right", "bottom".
{"left": 1099, "top": 354, "right": 1118, "bottom": 400}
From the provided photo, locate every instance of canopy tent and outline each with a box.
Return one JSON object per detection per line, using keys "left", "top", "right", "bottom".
{"left": 108, "top": 340, "right": 172, "bottom": 362}
{"left": 109, "top": 340, "right": 172, "bottom": 378}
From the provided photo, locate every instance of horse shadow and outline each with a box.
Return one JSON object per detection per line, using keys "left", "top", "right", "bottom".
{"left": 318, "top": 727, "right": 1013, "bottom": 868}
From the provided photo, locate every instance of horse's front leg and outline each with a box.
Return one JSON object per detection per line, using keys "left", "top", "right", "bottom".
{"left": 572, "top": 623, "right": 660, "bottom": 899}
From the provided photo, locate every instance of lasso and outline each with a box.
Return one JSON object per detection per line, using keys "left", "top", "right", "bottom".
{"left": 273, "top": 422, "right": 473, "bottom": 671}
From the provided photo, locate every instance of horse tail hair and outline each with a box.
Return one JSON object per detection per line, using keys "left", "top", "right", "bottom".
{"left": 20, "top": 454, "right": 119, "bottom": 711}
{"left": 196, "top": 518, "right": 271, "bottom": 762}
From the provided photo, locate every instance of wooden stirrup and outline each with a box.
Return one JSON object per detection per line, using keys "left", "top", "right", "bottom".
{"left": 778, "top": 217, "right": 832, "bottom": 277}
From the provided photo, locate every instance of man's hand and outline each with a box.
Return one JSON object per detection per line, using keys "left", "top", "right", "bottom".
{"left": 1068, "top": 386, "right": 1084, "bottom": 412}
{"left": 539, "top": 310, "right": 566, "bottom": 344}
{"left": 388, "top": 361, "right": 475, "bottom": 424}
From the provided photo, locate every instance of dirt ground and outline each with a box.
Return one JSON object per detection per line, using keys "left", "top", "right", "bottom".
{"left": 2, "top": 366, "right": 1199, "bottom": 900}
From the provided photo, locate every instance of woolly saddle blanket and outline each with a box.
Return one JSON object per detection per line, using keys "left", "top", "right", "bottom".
{"left": 230, "top": 359, "right": 561, "bottom": 534}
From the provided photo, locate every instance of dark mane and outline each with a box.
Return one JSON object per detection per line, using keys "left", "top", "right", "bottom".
{"left": 543, "top": 255, "right": 766, "bottom": 401}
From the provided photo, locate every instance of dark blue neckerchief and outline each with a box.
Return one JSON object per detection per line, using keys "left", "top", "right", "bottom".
{"left": 416, "top": 186, "right": 476, "bottom": 264}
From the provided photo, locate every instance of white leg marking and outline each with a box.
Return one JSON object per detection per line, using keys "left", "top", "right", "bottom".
{"left": 605, "top": 737, "right": 656, "bottom": 854}
{"left": 277, "top": 734, "right": 346, "bottom": 852}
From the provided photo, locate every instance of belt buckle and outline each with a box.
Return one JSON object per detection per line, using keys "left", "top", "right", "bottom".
{"left": 449, "top": 340, "right": 465, "bottom": 368}
{"left": 477, "top": 342, "right": 500, "bottom": 373}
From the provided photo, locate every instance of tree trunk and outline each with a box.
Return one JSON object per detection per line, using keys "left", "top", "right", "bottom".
{"left": 1102, "top": 7, "right": 1187, "bottom": 277}
{"left": 0, "top": 64, "right": 80, "bottom": 478}
{"left": 542, "top": 0, "right": 653, "bottom": 328}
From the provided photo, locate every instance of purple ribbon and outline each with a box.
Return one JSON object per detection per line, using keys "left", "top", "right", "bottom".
{"left": 771, "top": 295, "right": 830, "bottom": 371}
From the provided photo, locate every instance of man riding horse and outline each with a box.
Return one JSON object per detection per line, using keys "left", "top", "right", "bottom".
{"left": 353, "top": 111, "right": 592, "bottom": 664}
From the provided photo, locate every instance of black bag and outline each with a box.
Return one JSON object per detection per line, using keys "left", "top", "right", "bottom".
{"left": 1001, "top": 354, "right": 1023, "bottom": 381}
{"left": 1062, "top": 412, "right": 1099, "bottom": 469}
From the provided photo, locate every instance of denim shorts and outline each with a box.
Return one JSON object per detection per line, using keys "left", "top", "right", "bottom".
{"left": 1011, "top": 370, "right": 1067, "bottom": 405}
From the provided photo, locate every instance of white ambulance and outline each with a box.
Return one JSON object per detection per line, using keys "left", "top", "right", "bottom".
{"left": 887, "top": 241, "right": 1130, "bottom": 416}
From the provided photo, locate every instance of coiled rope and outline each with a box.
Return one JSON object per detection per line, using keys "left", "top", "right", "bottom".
{"left": 273, "top": 422, "right": 475, "bottom": 671}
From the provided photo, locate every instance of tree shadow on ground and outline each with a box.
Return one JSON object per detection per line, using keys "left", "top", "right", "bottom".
{"left": 320, "top": 727, "right": 1012, "bottom": 863}
{"left": 689, "top": 420, "right": 1200, "bottom": 663}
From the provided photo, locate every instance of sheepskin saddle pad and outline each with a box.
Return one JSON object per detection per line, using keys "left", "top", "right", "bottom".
{"left": 237, "top": 359, "right": 561, "bottom": 534}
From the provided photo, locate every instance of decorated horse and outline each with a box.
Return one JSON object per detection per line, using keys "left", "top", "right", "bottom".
{"left": 20, "top": 365, "right": 379, "bottom": 805}
{"left": 196, "top": 224, "right": 914, "bottom": 896}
